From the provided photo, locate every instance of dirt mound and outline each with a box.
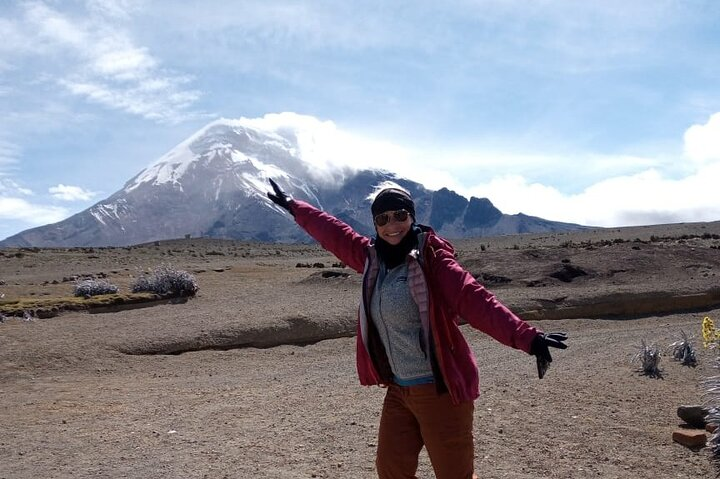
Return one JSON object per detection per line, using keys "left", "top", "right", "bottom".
{"left": 117, "top": 315, "right": 356, "bottom": 355}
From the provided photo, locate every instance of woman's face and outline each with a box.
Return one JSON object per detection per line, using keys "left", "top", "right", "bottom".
{"left": 374, "top": 209, "right": 412, "bottom": 245}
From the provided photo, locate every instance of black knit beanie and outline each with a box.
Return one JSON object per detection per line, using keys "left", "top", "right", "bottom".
{"left": 371, "top": 188, "right": 416, "bottom": 218}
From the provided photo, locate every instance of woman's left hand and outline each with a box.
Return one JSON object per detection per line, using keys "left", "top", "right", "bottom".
{"left": 530, "top": 332, "right": 568, "bottom": 378}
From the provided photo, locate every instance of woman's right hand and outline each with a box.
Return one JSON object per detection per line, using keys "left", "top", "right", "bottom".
{"left": 267, "top": 179, "right": 294, "bottom": 215}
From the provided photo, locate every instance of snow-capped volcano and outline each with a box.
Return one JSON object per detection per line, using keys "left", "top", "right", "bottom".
{"left": 124, "top": 117, "right": 322, "bottom": 206}
{"left": 0, "top": 114, "right": 585, "bottom": 247}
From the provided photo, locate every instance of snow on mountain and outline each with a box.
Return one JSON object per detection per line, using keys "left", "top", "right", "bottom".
{"left": 0, "top": 114, "right": 586, "bottom": 247}
{"left": 126, "top": 118, "right": 293, "bottom": 193}
{"left": 89, "top": 199, "right": 130, "bottom": 227}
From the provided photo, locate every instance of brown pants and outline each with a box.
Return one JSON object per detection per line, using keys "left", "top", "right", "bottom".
{"left": 376, "top": 384, "right": 476, "bottom": 479}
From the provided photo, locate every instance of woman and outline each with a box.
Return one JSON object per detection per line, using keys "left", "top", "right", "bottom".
{"left": 267, "top": 179, "right": 567, "bottom": 479}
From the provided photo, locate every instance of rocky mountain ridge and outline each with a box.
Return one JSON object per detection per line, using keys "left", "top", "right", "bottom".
{"left": 1, "top": 118, "right": 585, "bottom": 247}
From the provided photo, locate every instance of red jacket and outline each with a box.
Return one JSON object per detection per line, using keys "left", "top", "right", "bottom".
{"left": 291, "top": 199, "right": 539, "bottom": 404}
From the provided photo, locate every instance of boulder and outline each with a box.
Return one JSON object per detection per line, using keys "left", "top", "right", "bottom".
{"left": 677, "top": 405, "right": 710, "bottom": 428}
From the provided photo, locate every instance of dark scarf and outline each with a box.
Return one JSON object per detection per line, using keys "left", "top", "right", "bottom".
{"left": 374, "top": 224, "right": 420, "bottom": 269}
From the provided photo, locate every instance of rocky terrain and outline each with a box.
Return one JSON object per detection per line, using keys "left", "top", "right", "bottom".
{"left": 2, "top": 221, "right": 720, "bottom": 478}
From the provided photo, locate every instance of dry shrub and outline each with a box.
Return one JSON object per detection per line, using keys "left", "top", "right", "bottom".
{"left": 632, "top": 340, "right": 662, "bottom": 378}
{"left": 132, "top": 265, "right": 199, "bottom": 297}
{"left": 669, "top": 330, "right": 697, "bottom": 367}
{"left": 73, "top": 279, "right": 119, "bottom": 297}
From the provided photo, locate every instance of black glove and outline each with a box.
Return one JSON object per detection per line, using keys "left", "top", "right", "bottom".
{"left": 267, "top": 179, "right": 294, "bottom": 216}
{"left": 530, "top": 332, "right": 568, "bottom": 379}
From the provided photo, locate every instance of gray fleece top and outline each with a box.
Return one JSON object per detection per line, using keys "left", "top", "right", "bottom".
{"left": 369, "top": 262, "right": 434, "bottom": 385}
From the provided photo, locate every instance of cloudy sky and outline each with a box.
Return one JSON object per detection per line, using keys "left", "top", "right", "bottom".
{"left": 1, "top": 0, "right": 719, "bottom": 241}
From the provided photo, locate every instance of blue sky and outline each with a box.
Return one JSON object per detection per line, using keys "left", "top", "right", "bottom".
{"left": 1, "top": 0, "right": 720, "bottom": 241}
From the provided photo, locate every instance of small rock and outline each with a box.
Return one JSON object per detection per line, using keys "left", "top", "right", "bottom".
{"left": 677, "top": 405, "right": 709, "bottom": 428}
{"left": 672, "top": 429, "right": 706, "bottom": 448}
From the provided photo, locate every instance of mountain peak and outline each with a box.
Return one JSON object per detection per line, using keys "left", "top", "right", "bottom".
{"left": 0, "top": 114, "right": 586, "bottom": 247}
{"left": 124, "top": 117, "right": 304, "bottom": 194}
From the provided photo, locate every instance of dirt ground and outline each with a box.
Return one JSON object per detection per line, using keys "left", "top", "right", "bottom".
{"left": 2, "top": 221, "right": 720, "bottom": 478}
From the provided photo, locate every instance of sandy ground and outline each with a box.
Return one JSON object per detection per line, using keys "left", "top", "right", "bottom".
{"left": 2, "top": 222, "right": 720, "bottom": 478}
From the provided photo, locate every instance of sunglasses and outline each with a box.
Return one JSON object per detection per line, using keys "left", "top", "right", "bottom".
{"left": 374, "top": 209, "right": 410, "bottom": 227}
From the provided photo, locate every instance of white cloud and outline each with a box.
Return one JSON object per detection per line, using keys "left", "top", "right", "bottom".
{"left": 0, "top": 163, "right": 88, "bottom": 239}
{"left": 49, "top": 184, "right": 97, "bottom": 201}
{"left": 92, "top": 45, "right": 156, "bottom": 80}
{"left": 684, "top": 112, "right": 720, "bottom": 165}
{"left": 25, "top": 2, "right": 87, "bottom": 47}
{"left": 0, "top": 197, "right": 68, "bottom": 224}
{"left": 0, "top": 178, "right": 72, "bottom": 237}
{"left": 60, "top": 79, "right": 201, "bottom": 122}
{"left": 85, "top": 0, "right": 141, "bottom": 19}
{"left": 0, "top": 178, "right": 32, "bottom": 196}
{"left": 394, "top": 148, "right": 663, "bottom": 193}
{"left": 461, "top": 163, "right": 720, "bottom": 227}
{"left": 151, "top": 0, "right": 698, "bottom": 84}
{"left": 157, "top": 2, "right": 414, "bottom": 51}
{"left": 8, "top": 1, "right": 203, "bottom": 123}
{"left": 0, "top": 140, "right": 21, "bottom": 173}
{"left": 232, "top": 113, "right": 720, "bottom": 228}
{"left": 228, "top": 113, "right": 412, "bottom": 185}
{"left": 0, "top": 16, "right": 30, "bottom": 57}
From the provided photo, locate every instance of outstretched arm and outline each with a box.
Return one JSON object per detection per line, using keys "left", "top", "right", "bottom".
{"left": 267, "top": 179, "right": 370, "bottom": 273}
{"left": 428, "top": 242, "right": 538, "bottom": 350}
{"left": 426, "top": 239, "right": 567, "bottom": 376}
